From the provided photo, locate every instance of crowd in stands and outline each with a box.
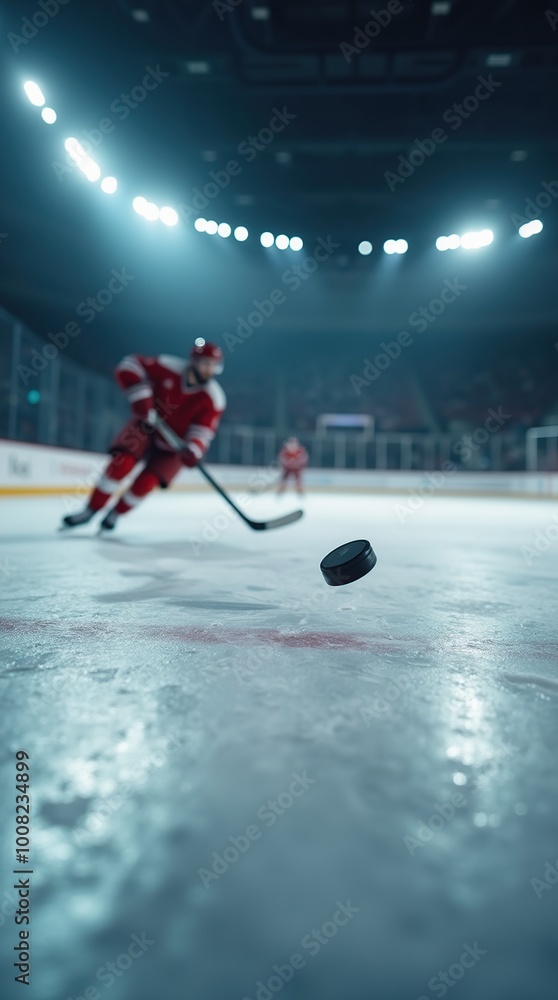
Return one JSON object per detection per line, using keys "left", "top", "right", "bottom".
{"left": 225, "top": 349, "right": 557, "bottom": 442}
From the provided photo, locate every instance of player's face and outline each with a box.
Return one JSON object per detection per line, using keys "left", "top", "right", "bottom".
{"left": 194, "top": 357, "right": 218, "bottom": 381}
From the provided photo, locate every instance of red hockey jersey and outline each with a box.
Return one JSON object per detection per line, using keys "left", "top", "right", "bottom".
{"left": 279, "top": 443, "right": 309, "bottom": 472}
{"left": 115, "top": 353, "right": 226, "bottom": 459}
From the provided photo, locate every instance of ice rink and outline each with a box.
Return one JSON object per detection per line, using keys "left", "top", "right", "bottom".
{"left": 2, "top": 488, "right": 558, "bottom": 1000}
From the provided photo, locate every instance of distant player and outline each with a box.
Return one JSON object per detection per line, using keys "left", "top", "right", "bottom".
{"left": 277, "top": 437, "right": 308, "bottom": 495}
{"left": 61, "top": 341, "right": 226, "bottom": 531}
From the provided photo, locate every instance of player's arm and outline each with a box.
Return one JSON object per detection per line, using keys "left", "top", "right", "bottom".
{"left": 181, "top": 389, "right": 226, "bottom": 467}
{"left": 114, "top": 354, "right": 157, "bottom": 421}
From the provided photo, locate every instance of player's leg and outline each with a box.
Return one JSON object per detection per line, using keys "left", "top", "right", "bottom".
{"left": 61, "top": 452, "right": 137, "bottom": 527}
{"left": 294, "top": 470, "right": 304, "bottom": 495}
{"left": 277, "top": 469, "right": 288, "bottom": 494}
{"left": 61, "top": 419, "right": 150, "bottom": 528}
{"left": 100, "top": 467, "right": 160, "bottom": 528}
{"left": 100, "top": 449, "right": 183, "bottom": 530}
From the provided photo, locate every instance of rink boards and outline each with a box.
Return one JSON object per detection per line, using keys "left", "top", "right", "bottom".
{"left": 1, "top": 438, "right": 557, "bottom": 499}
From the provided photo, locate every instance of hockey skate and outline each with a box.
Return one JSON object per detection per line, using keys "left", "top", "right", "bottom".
{"left": 99, "top": 508, "right": 119, "bottom": 532}
{"left": 60, "top": 507, "right": 95, "bottom": 530}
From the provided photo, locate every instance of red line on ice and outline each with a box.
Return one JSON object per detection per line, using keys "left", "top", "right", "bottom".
{"left": 0, "top": 618, "right": 368, "bottom": 649}
{"left": 1, "top": 619, "right": 557, "bottom": 658}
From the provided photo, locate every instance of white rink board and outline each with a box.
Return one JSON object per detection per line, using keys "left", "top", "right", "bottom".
{"left": 1, "top": 438, "right": 557, "bottom": 497}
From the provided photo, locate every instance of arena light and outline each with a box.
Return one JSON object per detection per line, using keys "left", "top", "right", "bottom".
{"left": 275, "top": 234, "right": 289, "bottom": 249}
{"left": 205, "top": 220, "right": 218, "bottom": 235}
{"left": 41, "top": 107, "right": 57, "bottom": 124}
{"left": 194, "top": 218, "right": 207, "bottom": 232}
{"left": 24, "top": 81, "right": 45, "bottom": 107}
{"left": 143, "top": 202, "right": 160, "bottom": 222}
{"left": 384, "top": 238, "right": 407, "bottom": 255}
{"left": 234, "top": 226, "right": 249, "bottom": 241}
{"left": 460, "top": 228, "right": 493, "bottom": 249}
{"left": 160, "top": 206, "right": 179, "bottom": 227}
{"left": 65, "top": 137, "right": 82, "bottom": 161}
{"left": 290, "top": 236, "right": 303, "bottom": 251}
{"left": 64, "top": 138, "right": 101, "bottom": 182}
{"left": 519, "top": 219, "right": 543, "bottom": 239}
{"left": 132, "top": 196, "right": 148, "bottom": 216}
{"left": 131, "top": 8, "right": 150, "bottom": 21}
{"left": 447, "top": 233, "right": 461, "bottom": 250}
{"left": 260, "top": 231, "right": 274, "bottom": 247}
{"left": 195, "top": 337, "right": 205, "bottom": 347}
{"left": 358, "top": 240, "right": 373, "bottom": 255}
{"left": 217, "top": 222, "right": 232, "bottom": 238}
{"left": 101, "top": 176, "right": 118, "bottom": 194}
{"left": 82, "top": 160, "right": 101, "bottom": 182}
{"left": 436, "top": 236, "right": 449, "bottom": 252}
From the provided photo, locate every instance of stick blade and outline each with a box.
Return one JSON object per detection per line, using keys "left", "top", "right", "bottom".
{"left": 248, "top": 509, "right": 304, "bottom": 531}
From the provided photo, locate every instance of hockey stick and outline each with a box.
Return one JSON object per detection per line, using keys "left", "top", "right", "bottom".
{"left": 153, "top": 415, "right": 303, "bottom": 531}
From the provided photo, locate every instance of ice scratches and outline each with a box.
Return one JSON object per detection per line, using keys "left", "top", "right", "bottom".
{"left": 503, "top": 673, "right": 558, "bottom": 696}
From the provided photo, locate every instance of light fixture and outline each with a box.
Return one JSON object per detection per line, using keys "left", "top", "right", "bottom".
{"left": 160, "top": 207, "right": 179, "bottom": 226}
{"left": 460, "top": 229, "right": 493, "bottom": 249}
{"left": 205, "top": 220, "right": 218, "bottom": 235}
{"left": 260, "top": 232, "right": 274, "bottom": 247}
{"left": 41, "top": 108, "right": 57, "bottom": 124}
{"left": 289, "top": 236, "right": 303, "bottom": 251}
{"left": 217, "top": 222, "right": 232, "bottom": 238}
{"left": 234, "top": 226, "right": 249, "bottom": 241}
{"left": 194, "top": 218, "right": 207, "bottom": 232}
{"left": 133, "top": 196, "right": 148, "bottom": 216}
{"left": 275, "top": 234, "right": 289, "bottom": 250}
{"left": 101, "top": 177, "right": 118, "bottom": 194}
{"left": 384, "top": 238, "right": 408, "bottom": 254}
{"left": 143, "top": 202, "right": 160, "bottom": 222}
{"left": 519, "top": 220, "right": 543, "bottom": 239}
{"left": 24, "top": 81, "right": 45, "bottom": 107}
{"left": 358, "top": 240, "right": 373, "bottom": 255}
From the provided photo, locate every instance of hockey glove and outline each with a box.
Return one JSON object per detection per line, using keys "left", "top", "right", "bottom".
{"left": 139, "top": 407, "right": 158, "bottom": 433}
{"left": 181, "top": 447, "right": 198, "bottom": 468}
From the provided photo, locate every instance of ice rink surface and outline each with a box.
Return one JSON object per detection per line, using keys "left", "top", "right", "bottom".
{"left": 1, "top": 488, "right": 558, "bottom": 1000}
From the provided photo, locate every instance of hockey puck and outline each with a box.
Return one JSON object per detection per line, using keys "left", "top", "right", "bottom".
{"left": 320, "top": 539, "right": 377, "bottom": 587}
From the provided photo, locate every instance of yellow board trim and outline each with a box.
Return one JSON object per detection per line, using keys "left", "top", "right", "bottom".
{"left": 0, "top": 484, "right": 556, "bottom": 501}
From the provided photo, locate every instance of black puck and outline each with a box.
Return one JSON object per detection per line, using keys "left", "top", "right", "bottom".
{"left": 320, "top": 539, "right": 377, "bottom": 587}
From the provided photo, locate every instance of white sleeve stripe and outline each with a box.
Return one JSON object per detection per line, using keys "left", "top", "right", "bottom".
{"left": 187, "top": 441, "right": 204, "bottom": 459}
{"left": 126, "top": 386, "right": 153, "bottom": 403}
{"left": 188, "top": 425, "right": 214, "bottom": 441}
{"left": 117, "top": 356, "right": 146, "bottom": 378}
{"left": 124, "top": 380, "right": 149, "bottom": 393}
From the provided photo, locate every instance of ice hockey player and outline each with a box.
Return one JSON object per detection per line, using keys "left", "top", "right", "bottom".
{"left": 277, "top": 436, "right": 309, "bottom": 495}
{"left": 60, "top": 340, "right": 226, "bottom": 531}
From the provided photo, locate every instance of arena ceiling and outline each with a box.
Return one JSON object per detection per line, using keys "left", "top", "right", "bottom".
{"left": 1, "top": 0, "right": 557, "bottom": 367}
